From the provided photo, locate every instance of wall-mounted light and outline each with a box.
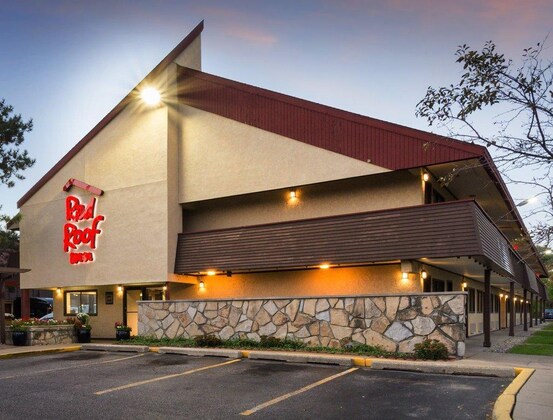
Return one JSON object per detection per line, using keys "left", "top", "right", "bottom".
{"left": 402, "top": 272, "right": 409, "bottom": 280}
{"left": 514, "top": 297, "right": 517, "bottom": 302}
{"left": 162, "top": 285, "right": 167, "bottom": 291}
{"left": 319, "top": 263, "right": 331, "bottom": 270}
{"left": 117, "top": 285, "right": 123, "bottom": 293}
{"left": 206, "top": 270, "right": 216, "bottom": 276}
{"left": 199, "top": 280, "right": 205, "bottom": 289}
{"left": 289, "top": 189, "right": 297, "bottom": 199}
{"left": 56, "top": 288, "right": 62, "bottom": 295}
{"left": 500, "top": 293, "right": 504, "bottom": 298}
{"left": 141, "top": 86, "right": 161, "bottom": 106}
{"left": 421, "top": 270, "right": 428, "bottom": 280}
{"left": 461, "top": 282, "right": 467, "bottom": 290}
{"left": 423, "top": 173, "right": 430, "bottom": 182}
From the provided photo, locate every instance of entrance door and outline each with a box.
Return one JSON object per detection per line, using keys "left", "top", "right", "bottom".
{"left": 125, "top": 289, "right": 142, "bottom": 336}
{"left": 124, "top": 286, "right": 166, "bottom": 336}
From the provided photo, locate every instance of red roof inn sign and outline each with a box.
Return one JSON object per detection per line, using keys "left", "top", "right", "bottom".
{"left": 62, "top": 179, "right": 105, "bottom": 265}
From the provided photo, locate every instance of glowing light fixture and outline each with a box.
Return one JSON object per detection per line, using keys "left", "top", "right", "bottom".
{"left": 117, "top": 285, "right": 123, "bottom": 293}
{"left": 500, "top": 293, "right": 504, "bottom": 298}
{"left": 422, "top": 173, "right": 430, "bottom": 182}
{"left": 56, "top": 288, "right": 62, "bottom": 295}
{"left": 319, "top": 263, "right": 331, "bottom": 270}
{"left": 289, "top": 189, "right": 297, "bottom": 199}
{"left": 461, "top": 282, "right": 467, "bottom": 289}
{"left": 206, "top": 270, "right": 217, "bottom": 276}
{"left": 141, "top": 87, "right": 161, "bottom": 106}
{"left": 514, "top": 297, "right": 517, "bottom": 301}
{"left": 162, "top": 285, "right": 167, "bottom": 291}
{"left": 402, "top": 272, "right": 409, "bottom": 280}
{"left": 199, "top": 280, "right": 205, "bottom": 289}
{"left": 421, "top": 270, "right": 428, "bottom": 280}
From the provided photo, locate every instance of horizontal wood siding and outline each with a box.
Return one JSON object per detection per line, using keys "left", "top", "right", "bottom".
{"left": 175, "top": 201, "right": 507, "bottom": 275}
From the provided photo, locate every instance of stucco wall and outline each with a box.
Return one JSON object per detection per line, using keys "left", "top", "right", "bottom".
{"left": 182, "top": 171, "right": 422, "bottom": 232}
{"left": 169, "top": 265, "right": 421, "bottom": 300}
{"left": 20, "top": 103, "right": 170, "bottom": 289}
{"left": 178, "top": 105, "right": 391, "bottom": 204}
{"left": 139, "top": 293, "right": 467, "bottom": 356}
{"left": 52, "top": 284, "right": 125, "bottom": 339}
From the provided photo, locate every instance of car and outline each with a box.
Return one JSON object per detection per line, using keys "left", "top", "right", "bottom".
{"left": 12, "top": 297, "right": 53, "bottom": 319}
{"left": 39, "top": 312, "right": 54, "bottom": 321}
{"left": 545, "top": 309, "right": 553, "bottom": 320}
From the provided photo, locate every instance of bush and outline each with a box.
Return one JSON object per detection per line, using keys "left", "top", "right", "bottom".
{"left": 414, "top": 339, "right": 449, "bottom": 360}
{"left": 194, "top": 335, "right": 222, "bottom": 347}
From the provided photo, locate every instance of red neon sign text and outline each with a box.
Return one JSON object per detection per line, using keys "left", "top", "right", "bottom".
{"left": 63, "top": 195, "right": 105, "bottom": 265}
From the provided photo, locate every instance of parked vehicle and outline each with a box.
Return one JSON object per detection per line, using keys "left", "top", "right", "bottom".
{"left": 545, "top": 309, "right": 553, "bottom": 320}
{"left": 12, "top": 297, "right": 53, "bottom": 319}
{"left": 39, "top": 312, "right": 54, "bottom": 321}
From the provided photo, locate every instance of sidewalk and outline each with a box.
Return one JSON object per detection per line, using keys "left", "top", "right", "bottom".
{"left": 1, "top": 324, "right": 552, "bottom": 419}
{"left": 461, "top": 322, "right": 553, "bottom": 420}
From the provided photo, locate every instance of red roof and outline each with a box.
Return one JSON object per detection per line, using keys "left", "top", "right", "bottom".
{"left": 177, "top": 66, "right": 487, "bottom": 170}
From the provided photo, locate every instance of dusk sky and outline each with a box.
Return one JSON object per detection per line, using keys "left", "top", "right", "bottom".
{"left": 1, "top": 0, "right": 552, "bottom": 221}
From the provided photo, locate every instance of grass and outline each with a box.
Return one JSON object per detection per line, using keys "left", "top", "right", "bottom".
{"left": 509, "top": 344, "right": 553, "bottom": 356}
{"left": 508, "top": 321, "right": 553, "bottom": 356}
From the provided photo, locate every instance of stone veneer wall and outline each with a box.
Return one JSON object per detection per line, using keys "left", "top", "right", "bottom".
{"left": 5, "top": 325, "right": 76, "bottom": 345}
{"left": 138, "top": 293, "right": 467, "bottom": 356}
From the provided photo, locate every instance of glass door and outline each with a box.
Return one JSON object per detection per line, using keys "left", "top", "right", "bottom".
{"left": 124, "top": 289, "right": 142, "bottom": 336}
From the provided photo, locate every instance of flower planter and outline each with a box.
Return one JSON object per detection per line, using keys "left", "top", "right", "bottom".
{"left": 76, "top": 328, "right": 91, "bottom": 343}
{"left": 115, "top": 330, "right": 131, "bottom": 340}
{"left": 12, "top": 331, "right": 27, "bottom": 346}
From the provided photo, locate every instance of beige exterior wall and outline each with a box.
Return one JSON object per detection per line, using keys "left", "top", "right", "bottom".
{"left": 183, "top": 171, "right": 422, "bottom": 232}
{"left": 52, "top": 285, "right": 125, "bottom": 339}
{"left": 178, "top": 105, "right": 390, "bottom": 204}
{"left": 19, "top": 103, "right": 171, "bottom": 289}
{"left": 169, "top": 264, "right": 421, "bottom": 300}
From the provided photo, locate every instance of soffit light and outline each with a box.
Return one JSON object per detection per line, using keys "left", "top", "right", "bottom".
{"left": 141, "top": 87, "right": 161, "bottom": 106}
{"left": 422, "top": 173, "right": 430, "bottom": 182}
{"left": 319, "top": 263, "right": 331, "bottom": 270}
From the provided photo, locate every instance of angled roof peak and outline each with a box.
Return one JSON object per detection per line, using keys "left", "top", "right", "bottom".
{"left": 18, "top": 21, "right": 204, "bottom": 208}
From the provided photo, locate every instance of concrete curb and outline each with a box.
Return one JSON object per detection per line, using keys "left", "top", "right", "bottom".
{"left": 81, "top": 343, "right": 149, "bottom": 353}
{"left": 247, "top": 350, "right": 353, "bottom": 366}
{"left": 158, "top": 347, "right": 243, "bottom": 358}
{"left": 492, "top": 368, "right": 535, "bottom": 420}
{"left": 0, "top": 345, "right": 81, "bottom": 359}
{"left": 371, "top": 359, "right": 516, "bottom": 378}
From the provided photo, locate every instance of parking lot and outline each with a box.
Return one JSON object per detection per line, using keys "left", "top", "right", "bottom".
{"left": 0, "top": 351, "right": 509, "bottom": 419}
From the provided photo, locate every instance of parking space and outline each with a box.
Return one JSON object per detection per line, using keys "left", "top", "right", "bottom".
{"left": 0, "top": 351, "right": 510, "bottom": 419}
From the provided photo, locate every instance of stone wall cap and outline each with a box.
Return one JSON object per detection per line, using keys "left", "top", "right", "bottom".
{"left": 139, "top": 292, "right": 467, "bottom": 304}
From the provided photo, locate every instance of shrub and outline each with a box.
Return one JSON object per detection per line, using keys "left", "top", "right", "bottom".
{"left": 194, "top": 335, "right": 222, "bottom": 347}
{"left": 414, "top": 339, "right": 449, "bottom": 360}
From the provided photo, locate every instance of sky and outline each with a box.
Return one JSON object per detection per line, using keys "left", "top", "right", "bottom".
{"left": 1, "top": 0, "right": 553, "bottom": 223}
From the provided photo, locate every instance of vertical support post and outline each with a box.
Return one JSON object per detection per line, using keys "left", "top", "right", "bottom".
{"left": 529, "top": 293, "right": 533, "bottom": 328}
{"left": 0, "top": 277, "right": 6, "bottom": 344}
{"left": 509, "top": 282, "right": 515, "bottom": 336}
{"left": 542, "top": 299, "right": 545, "bottom": 322}
{"left": 21, "top": 289, "right": 30, "bottom": 319}
{"left": 523, "top": 289, "right": 528, "bottom": 331}
{"left": 483, "top": 269, "right": 491, "bottom": 347}
{"left": 536, "top": 295, "right": 540, "bottom": 325}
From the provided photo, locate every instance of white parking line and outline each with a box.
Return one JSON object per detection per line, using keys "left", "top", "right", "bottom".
{"left": 0, "top": 353, "right": 145, "bottom": 380}
{"left": 240, "top": 367, "right": 359, "bottom": 416}
{"left": 95, "top": 358, "right": 241, "bottom": 395}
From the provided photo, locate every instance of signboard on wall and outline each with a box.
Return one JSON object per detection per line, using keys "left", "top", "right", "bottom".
{"left": 62, "top": 179, "right": 105, "bottom": 265}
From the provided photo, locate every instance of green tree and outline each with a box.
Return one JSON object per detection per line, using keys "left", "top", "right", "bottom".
{"left": 0, "top": 98, "right": 34, "bottom": 188}
{"left": 416, "top": 40, "right": 553, "bottom": 245}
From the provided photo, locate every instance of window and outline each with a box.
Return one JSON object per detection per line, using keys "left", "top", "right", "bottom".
{"left": 468, "top": 288, "right": 476, "bottom": 313}
{"left": 424, "top": 182, "right": 446, "bottom": 204}
{"left": 477, "top": 290, "right": 484, "bottom": 313}
{"left": 65, "top": 291, "right": 97, "bottom": 315}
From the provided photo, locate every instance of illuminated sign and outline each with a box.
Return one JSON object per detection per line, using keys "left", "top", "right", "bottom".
{"left": 63, "top": 195, "right": 105, "bottom": 265}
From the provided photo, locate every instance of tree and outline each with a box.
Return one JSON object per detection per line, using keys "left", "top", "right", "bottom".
{"left": 416, "top": 40, "right": 553, "bottom": 245}
{"left": 0, "top": 99, "right": 34, "bottom": 188}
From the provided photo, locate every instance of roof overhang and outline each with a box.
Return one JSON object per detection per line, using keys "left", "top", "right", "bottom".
{"left": 175, "top": 200, "right": 516, "bottom": 282}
